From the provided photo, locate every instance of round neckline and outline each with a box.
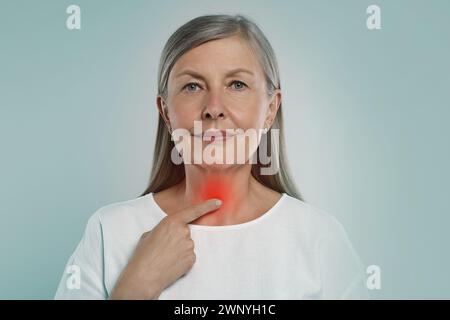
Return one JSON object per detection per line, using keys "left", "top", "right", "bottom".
{"left": 147, "top": 192, "right": 287, "bottom": 231}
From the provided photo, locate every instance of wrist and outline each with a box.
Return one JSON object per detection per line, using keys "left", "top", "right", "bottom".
{"left": 109, "top": 269, "right": 165, "bottom": 300}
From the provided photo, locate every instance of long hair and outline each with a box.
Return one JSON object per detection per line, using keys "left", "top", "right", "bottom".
{"left": 140, "top": 14, "right": 303, "bottom": 201}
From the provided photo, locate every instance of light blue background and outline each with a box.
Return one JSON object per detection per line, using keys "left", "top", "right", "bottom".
{"left": 0, "top": 0, "right": 449, "bottom": 299}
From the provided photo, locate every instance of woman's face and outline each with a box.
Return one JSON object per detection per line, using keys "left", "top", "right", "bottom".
{"left": 158, "top": 35, "right": 280, "bottom": 169}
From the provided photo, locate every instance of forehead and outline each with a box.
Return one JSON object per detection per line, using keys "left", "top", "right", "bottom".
{"left": 170, "top": 36, "right": 264, "bottom": 77}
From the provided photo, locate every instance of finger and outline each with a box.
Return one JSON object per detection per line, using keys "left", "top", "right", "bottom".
{"left": 176, "top": 199, "right": 222, "bottom": 224}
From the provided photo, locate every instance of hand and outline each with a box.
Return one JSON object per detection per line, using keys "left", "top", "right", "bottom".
{"left": 109, "top": 198, "right": 222, "bottom": 299}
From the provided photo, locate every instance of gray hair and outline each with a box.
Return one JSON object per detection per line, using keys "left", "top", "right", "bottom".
{"left": 141, "top": 14, "right": 303, "bottom": 201}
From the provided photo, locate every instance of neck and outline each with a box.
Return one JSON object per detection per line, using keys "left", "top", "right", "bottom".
{"left": 179, "top": 164, "right": 256, "bottom": 224}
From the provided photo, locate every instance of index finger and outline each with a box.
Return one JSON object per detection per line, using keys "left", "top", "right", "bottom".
{"left": 175, "top": 199, "right": 222, "bottom": 224}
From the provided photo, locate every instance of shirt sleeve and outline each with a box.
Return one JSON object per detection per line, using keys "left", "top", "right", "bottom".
{"left": 316, "top": 216, "right": 370, "bottom": 300}
{"left": 54, "top": 209, "right": 108, "bottom": 300}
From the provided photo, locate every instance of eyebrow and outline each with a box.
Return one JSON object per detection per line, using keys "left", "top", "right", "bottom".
{"left": 174, "top": 68, "right": 255, "bottom": 80}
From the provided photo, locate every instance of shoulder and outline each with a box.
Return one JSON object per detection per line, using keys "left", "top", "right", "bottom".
{"left": 86, "top": 194, "right": 162, "bottom": 237}
{"left": 93, "top": 194, "right": 149, "bottom": 220}
{"left": 281, "top": 195, "right": 368, "bottom": 299}
{"left": 280, "top": 194, "right": 348, "bottom": 241}
{"left": 279, "top": 194, "right": 361, "bottom": 265}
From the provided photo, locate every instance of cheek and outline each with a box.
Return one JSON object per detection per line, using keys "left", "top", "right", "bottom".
{"left": 168, "top": 96, "right": 200, "bottom": 128}
{"left": 227, "top": 96, "right": 267, "bottom": 129}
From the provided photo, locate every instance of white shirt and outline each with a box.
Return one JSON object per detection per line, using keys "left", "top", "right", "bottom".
{"left": 55, "top": 193, "right": 369, "bottom": 299}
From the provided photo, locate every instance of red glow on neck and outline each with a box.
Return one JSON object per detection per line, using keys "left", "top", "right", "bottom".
{"left": 197, "top": 173, "right": 234, "bottom": 213}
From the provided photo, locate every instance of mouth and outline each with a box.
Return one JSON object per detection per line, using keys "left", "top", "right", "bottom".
{"left": 192, "top": 129, "right": 236, "bottom": 142}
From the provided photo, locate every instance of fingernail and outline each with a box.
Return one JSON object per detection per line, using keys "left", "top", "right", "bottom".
{"left": 215, "top": 199, "right": 222, "bottom": 207}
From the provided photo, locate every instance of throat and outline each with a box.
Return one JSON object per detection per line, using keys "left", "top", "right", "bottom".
{"left": 198, "top": 174, "right": 232, "bottom": 206}
{"left": 186, "top": 171, "right": 249, "bottom": 225}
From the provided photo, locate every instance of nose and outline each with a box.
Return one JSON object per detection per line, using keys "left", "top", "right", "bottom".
{"left": 202, "top": 91, "right": 225, "bottom": 120}
{"left": 203, "top": 109, "right": 225, "bottom": 120}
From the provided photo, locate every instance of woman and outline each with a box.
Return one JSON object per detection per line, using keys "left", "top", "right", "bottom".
{"left": 55, "top": 14, "right": 368, "bottom": 300}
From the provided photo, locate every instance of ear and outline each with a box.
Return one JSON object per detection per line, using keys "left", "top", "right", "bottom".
{"left": 264, "top": 89, "right": 281, "bottom": 129}
{"left": 156, "top": 95, "right": 171, "bottom": 131}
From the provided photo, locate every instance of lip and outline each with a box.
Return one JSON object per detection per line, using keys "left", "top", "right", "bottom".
{"left": 192, "top": 129, "right": 235, "bottom": 141}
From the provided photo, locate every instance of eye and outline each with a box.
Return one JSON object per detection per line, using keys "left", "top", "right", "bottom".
{"left": 183, "top": 82, "right": 202, "bottom": 93}
{"left": 229, "top": 80, "right": 247, "bottom": 91}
